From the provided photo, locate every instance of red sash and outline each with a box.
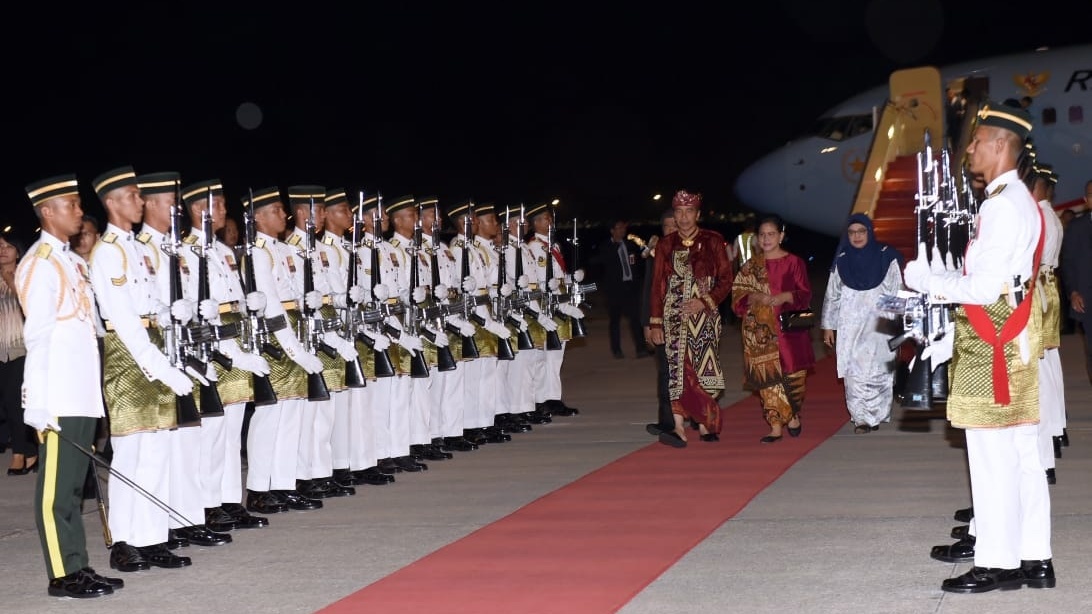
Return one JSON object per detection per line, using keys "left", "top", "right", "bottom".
{"left": 961, "top": 207, "right": 1044, "bottom": 405}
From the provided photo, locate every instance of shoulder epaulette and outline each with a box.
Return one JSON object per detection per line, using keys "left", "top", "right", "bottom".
{"left": 452, "top": 239, "right": 464, "bottom": 248}
{"left": 286, "top": 234, "right": 302, "bottom": 246}
{"left": 183, "top": 235, "right": 198, "bottom": 245}
{"left": 102, "top": 232, "right": 118, "bottom": 244}
{"left": 322, "top": 236, "right": 335, "bottom": 245}
{"left": 989, "top": 183, "right": 1007, "bottom": 197}
{"left": 136, "top": 232, "right": 151, "bottom": 244}
{"left": 35, "top": 243, "right": 52, "bottom": 259}
{"left": 255, "top": 237, "right": 267, "bottom": 248}
{"left": 390, "top": 238, "right": 401, "bottom": 248}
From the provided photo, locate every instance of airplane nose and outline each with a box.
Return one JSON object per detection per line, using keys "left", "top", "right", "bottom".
{"left": 734, "top": 149, "right": 788, "bottom": 216}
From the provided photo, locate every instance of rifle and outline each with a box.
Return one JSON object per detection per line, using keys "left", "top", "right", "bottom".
{"left": 340, "top": 194, "right": 367, "bottom": 388}
{"left": 400, "top": 202, "right": 430, "bottom": 378}
{"left": 416, "top": 200, "right": 456, "bottom": 371}
{"left": 239, "top": 189, "right": 280, "bottom": 406}
{"left": 542, "top": 205, "right": 563, "bottom": 351}
{"left": 457, "top": 203, "right": 481, "bottom": 358}
{"left": 362, "top": 194, "right": 396, "bottom": 378}
{"left": 300, "top": 197, "right": 332, "bottom": 401}
{"left": 498, "top": 206, "right": 532, "bottom": 352}
{"left": 565, "top": 216, "right": 590, "bottom": 337}
{"left": 162, "top": 182, "right": 202, "bottom": 426}
{"left": 190, "top": 199, "right": 230, "bottom": 418}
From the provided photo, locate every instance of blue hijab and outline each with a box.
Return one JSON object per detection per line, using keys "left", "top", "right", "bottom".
{"left": 830, "top": 213, "right": 903, "bottom": 291}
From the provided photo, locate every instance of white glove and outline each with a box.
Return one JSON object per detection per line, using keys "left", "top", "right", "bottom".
{"left": 434, "top": 284, "right": 449, "bottom": 301}
{"left": 462, "top": 276, "right": 477, "bottom": 293}
{"left": 387, "top": 316, "right": 404, "bottom": 331}
{"left": 563, "top": 273, "right": 573, "bottom": 285}
{"left": 324, "top": 332, "right": 359, "bottom": 361}
{"left": 413, "top": 286, "right": 428, "bottom": 304}
{"left": 237, "top": 352, "right": 271, "bottom": 376}
{"left": 488, "top": 285, "right": 499, "bottom": 298}
{"left": 295, "top": 352, "right": 324, "bottom": 374}
{"left": 246, "top": 291, "right": 267, "bottom": 313}
{"left": 304, "top": 290, "right": 323, "bottom": 310}
{"left": 903, "top": 243, "right": 932, "bottom": 293}
{"left": 361, "top": 328, "right": 391, "bottom": 351}
{"left": 548, "top": 278, "right": 561, "bottom": 292}
{"left": 425, "top": 325, "right": 450, "bottom": 347}
{"left": 485, "top": 319, "right": 511, "bottom": 339}
{"left": 526, "top": 300, "right": 542, "bottom": 314}
{"left": 573, "top": 269, "right": 585, "bottom": 283}
{"left": 201, "top": 299, "right": 220, "bottom": 321}
{"left": 920, "top": 322, "right": 955, "bottom": 366}
{"left": 448, "top": 315, "right": 477, "bottom": 337}
{"left": 517, "top": 317, "right": 529, "bottom": 332}
{"left": 373, "top": 283, "right": 390, "bottom": 301}
{"left": 929, "top": 246, "right": 948, "bottom": 275}
{"left": 500, "top": 283, "right": 513, "bottom": 297}
{"left": 396, "top": 332, "right": 424, "bottom": 353}
{"left": 24, "top": 406, "right": 60, "bottom": 432}
{"left": 162, "top": 367, "right": 196, "bottom": 396}
{"left": 155, "top": 302, "right": 172, "bottom": 328}
{"left": 517, "top": 274, "right": 530, "bottom": 289}
{"left": 558, "top": 302, "right": 585, "bottom": 319}
{"left": 349, "top": 285, "right": 366, "bottom": 303}
{"left": 204, "top": 362, "right": 219, "bottom": 382}
{"left": 332, "top": 292, "right": 348, "bottom": 308}
{"left": 184, "top": 365, "right": 210, "bottom": 387}
{"left": 537, "top": 312, "right": 559, "bottom": 331}
{"left": 171, "top": 299, "right": 196, "bottom": 324}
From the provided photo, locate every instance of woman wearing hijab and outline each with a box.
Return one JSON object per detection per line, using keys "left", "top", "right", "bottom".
{"left": 820, "top": 213, "right": 904, "bottom": 433}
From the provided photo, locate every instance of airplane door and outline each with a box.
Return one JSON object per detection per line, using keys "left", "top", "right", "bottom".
{"left": 889, "top": 67, "right": 944, "bottom": 153}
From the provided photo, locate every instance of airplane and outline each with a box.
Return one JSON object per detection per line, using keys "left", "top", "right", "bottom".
{"left": 733, "top": 44, "right": 1092, "bottom": 239}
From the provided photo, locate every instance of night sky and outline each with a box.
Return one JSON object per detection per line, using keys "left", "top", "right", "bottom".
{"left": 3, "top": 1, "right": 1085, "bottom": 242}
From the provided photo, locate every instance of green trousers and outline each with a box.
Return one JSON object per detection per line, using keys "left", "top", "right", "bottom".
{"left": 34, "top": 416, "right": 97, "bottom": 579}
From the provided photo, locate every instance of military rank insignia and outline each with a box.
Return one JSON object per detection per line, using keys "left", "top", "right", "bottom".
{"left": 225, "top": 254, "right": 238, "bottom": 271}
{"left": 286, "top": 257, "right": 296, "bottom": 274}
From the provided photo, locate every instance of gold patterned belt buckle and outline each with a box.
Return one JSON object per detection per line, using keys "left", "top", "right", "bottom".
{"left": 103, "top": 317, "right": 151, "bottom": 332}
{"left": 219, "top": 301, "right": 241, "bottom": 314}
{"left": 281, "top": 300, "right": 299, "bottom": 311}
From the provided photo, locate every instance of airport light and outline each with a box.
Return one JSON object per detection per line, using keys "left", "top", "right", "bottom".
{"left": 652, "top": 194, "right": 662, "bottom": 201}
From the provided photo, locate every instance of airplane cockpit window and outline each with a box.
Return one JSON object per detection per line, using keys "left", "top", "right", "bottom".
{"left": 807, "top": 113, "right": 874, "bottom": 141}
{"left": 1043, "top": 107, "right": 1057, "bottom": 125}
{"left": 1069, "top": 105, "right": 1083, "bottom": 124}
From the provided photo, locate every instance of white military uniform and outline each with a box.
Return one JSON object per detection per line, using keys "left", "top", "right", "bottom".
{"left": 423, "top": 232, "right": 467, "bottom": 441}
{"left": 504, "top": 229, "right": 537, "bottom": 417}
{"left": 1035, "top": 198, "right": 1066, "bottom": 472}
{"left": 322, "top": 229, "right": 360, "bottom": 475}
{"left": 450, "top": 232, "right": 500, "bottom": 432}
{"left": 526, "top": 232, "right": 568, "bottom": 404}
{"left": 357, "top": 226, "right": 399, "bottom": 468}
{"left": 91, "top": 223, "right": 175, "bottom": 549}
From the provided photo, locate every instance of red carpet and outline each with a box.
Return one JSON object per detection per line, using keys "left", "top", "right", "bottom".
{"left": 320, "top": 357, "right": 845, "bottom": 614}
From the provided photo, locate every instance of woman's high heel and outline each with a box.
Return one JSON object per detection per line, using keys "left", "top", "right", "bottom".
{"left": 787, "top": 419, "right": 802, "bottom": 438}
{"left": 7, "top": 456, "right": 38, "bottom": 476}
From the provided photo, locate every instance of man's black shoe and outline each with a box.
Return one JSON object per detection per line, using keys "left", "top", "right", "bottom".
{"left": 442, "top": 436, "right": 477, "bottom": 452}
{"left": 310, "top": 476, "right": 355, "bottom": 497}
{"left": 274, "top": 490, "right": 323, "bottom": 511}
{"left": 941, "top": 566, "right": 1024, "bottom": 593}
{"left": 950, "top": 525, "right": 971, "bottom": 540}
{"left": 378, "top": 458, "right": 402, "bottom": 474}
{"left": 174, "top": 525, "right": 231, "bottom": 546}
{"left": 394, "top": 456, "right": 426, "bottom": 471}
{"left": 333, "top": 467, "right": 361, "bottom": 486}
{"left": 246, "top": 490, "right": 289, "bottom": 514}
{"left": 166, "top": 529, "right": 190, "bottom": 550}
{"left": 222, "top": 502, "right": 269, "bottom": 528}
{"left": 205, "top": 506, "right": 237, "bottom": 532}
{"left": 48, "top": 570, "right": 113, "bottom": 598}
{"left": 1053, "top": 436, "right": 1063, "bottom": 459}
{"left": 352, "top": 467, "right": 394, "bottom": 485}
{"left": 658, "top": 431, "right": 686, "bottom": 448}
{"left": 81, "top": 567, "right": 123, "bottom": 589}
{"left": 930, "top": 536, "right": 975, "bottom": 563}
{"left": 953, "top": 506, "right": 974, "bottom": 523}
{"left": 1046, "top": 468, "right": 1056, "bottom": 484}
{"left": 109, "top": 542, "right": 150, "bottom": 572}
{"left": 645, "top": 423, "right": 669, "bottom": 437}
{"left": 1020, "top": 559, "right": 1057, "bottom": 588}
{"left": 138, "top": 543, "right": 191, "bottom": 569}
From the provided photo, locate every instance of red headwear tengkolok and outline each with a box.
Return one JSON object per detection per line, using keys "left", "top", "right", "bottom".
{"left": 672, "top": 189, "right": 702, "bottom": 208}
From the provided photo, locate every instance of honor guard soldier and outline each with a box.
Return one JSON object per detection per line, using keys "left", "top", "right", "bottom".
{"left": 179, "top": 179, "right": 274, "bottom": 532}
{"left": 904, "top": 101, "right": 1056, "bottom": 593}
{"left": 241, "top": 187, "right": 326, "bottom": 513}
{"left": 284, "top": 185, "right": 357, "bottom": 499}
{"left": 525, "top": 202, "right": 581, "bottom": 417}
{"left": 135, "top": 174, "right": 233, "bottom": 549}
{"left": 19, "top": 174, "right": 124, "bottom": 598}
{"left": 321, "top": 188, "right": 384, "bottom": 486}
{"left": 387, "top": 195, "right": 452, "bottom": 464}
{"left": 503, "top": 205, "right": 551, "bottom": 426}
{"left": 420, "top": 199, "right": 479, "bottom": 453}
{"left": 89, "top": 166, "right": 193, "bottom": 572}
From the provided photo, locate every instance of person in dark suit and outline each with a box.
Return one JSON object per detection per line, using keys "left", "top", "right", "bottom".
{"left": 1060, "top": 179, "right": 1092, "bottom": 385}
{"left": 599, "top": 219, "right": 647, "bottom": 359}
{"left": 641, "top": 210, "right": 677, "bottom": 437}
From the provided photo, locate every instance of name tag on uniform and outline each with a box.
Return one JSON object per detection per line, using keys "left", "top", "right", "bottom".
{"left": 143, "top": 255, "right": 156, "bottom": 276}
{"left": 286, "top": 257, "right": 296, "bottom": 274}
{"left": 225, "top": 253, "right": 238, "bottom": 271}
{"left": 319, "top": 252, "right": 330, "bottom": 269}
{"left": 389, "top": 253, "right": 399, "bottom": 267}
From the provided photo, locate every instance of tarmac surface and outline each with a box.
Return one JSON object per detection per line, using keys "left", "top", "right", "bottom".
{"left": 1, "top": 263, "right": 1089, "bottom": 613}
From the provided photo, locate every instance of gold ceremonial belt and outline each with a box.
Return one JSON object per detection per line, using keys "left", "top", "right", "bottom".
{"left": 323, "top": 295, "right": 333, "bottom": 305}
{"left": 475, "top": 290, "right": 489, "bottom": 296}
{"left": 104, "top": 317, "right": 152, "bottom": 331}
{"left": 219, "top": 301, "right": 241, "bottom": 314}
{"left": 281, "top": 300, "right": 299, "bottom": 311}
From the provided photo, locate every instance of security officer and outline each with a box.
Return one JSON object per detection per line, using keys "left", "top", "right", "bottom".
{"left": 905, "top": 101, "right": 1055, "bottom": 593}
{"left": 19, "top": 174, "right": 123, "bottom": 598}
{"left": 89, "top": 166, "right": 192, "bottom": 572}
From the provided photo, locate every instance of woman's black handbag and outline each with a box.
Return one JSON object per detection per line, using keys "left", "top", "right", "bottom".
{"left": 778, "top": 309, "right": 816, "bottom": 332}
